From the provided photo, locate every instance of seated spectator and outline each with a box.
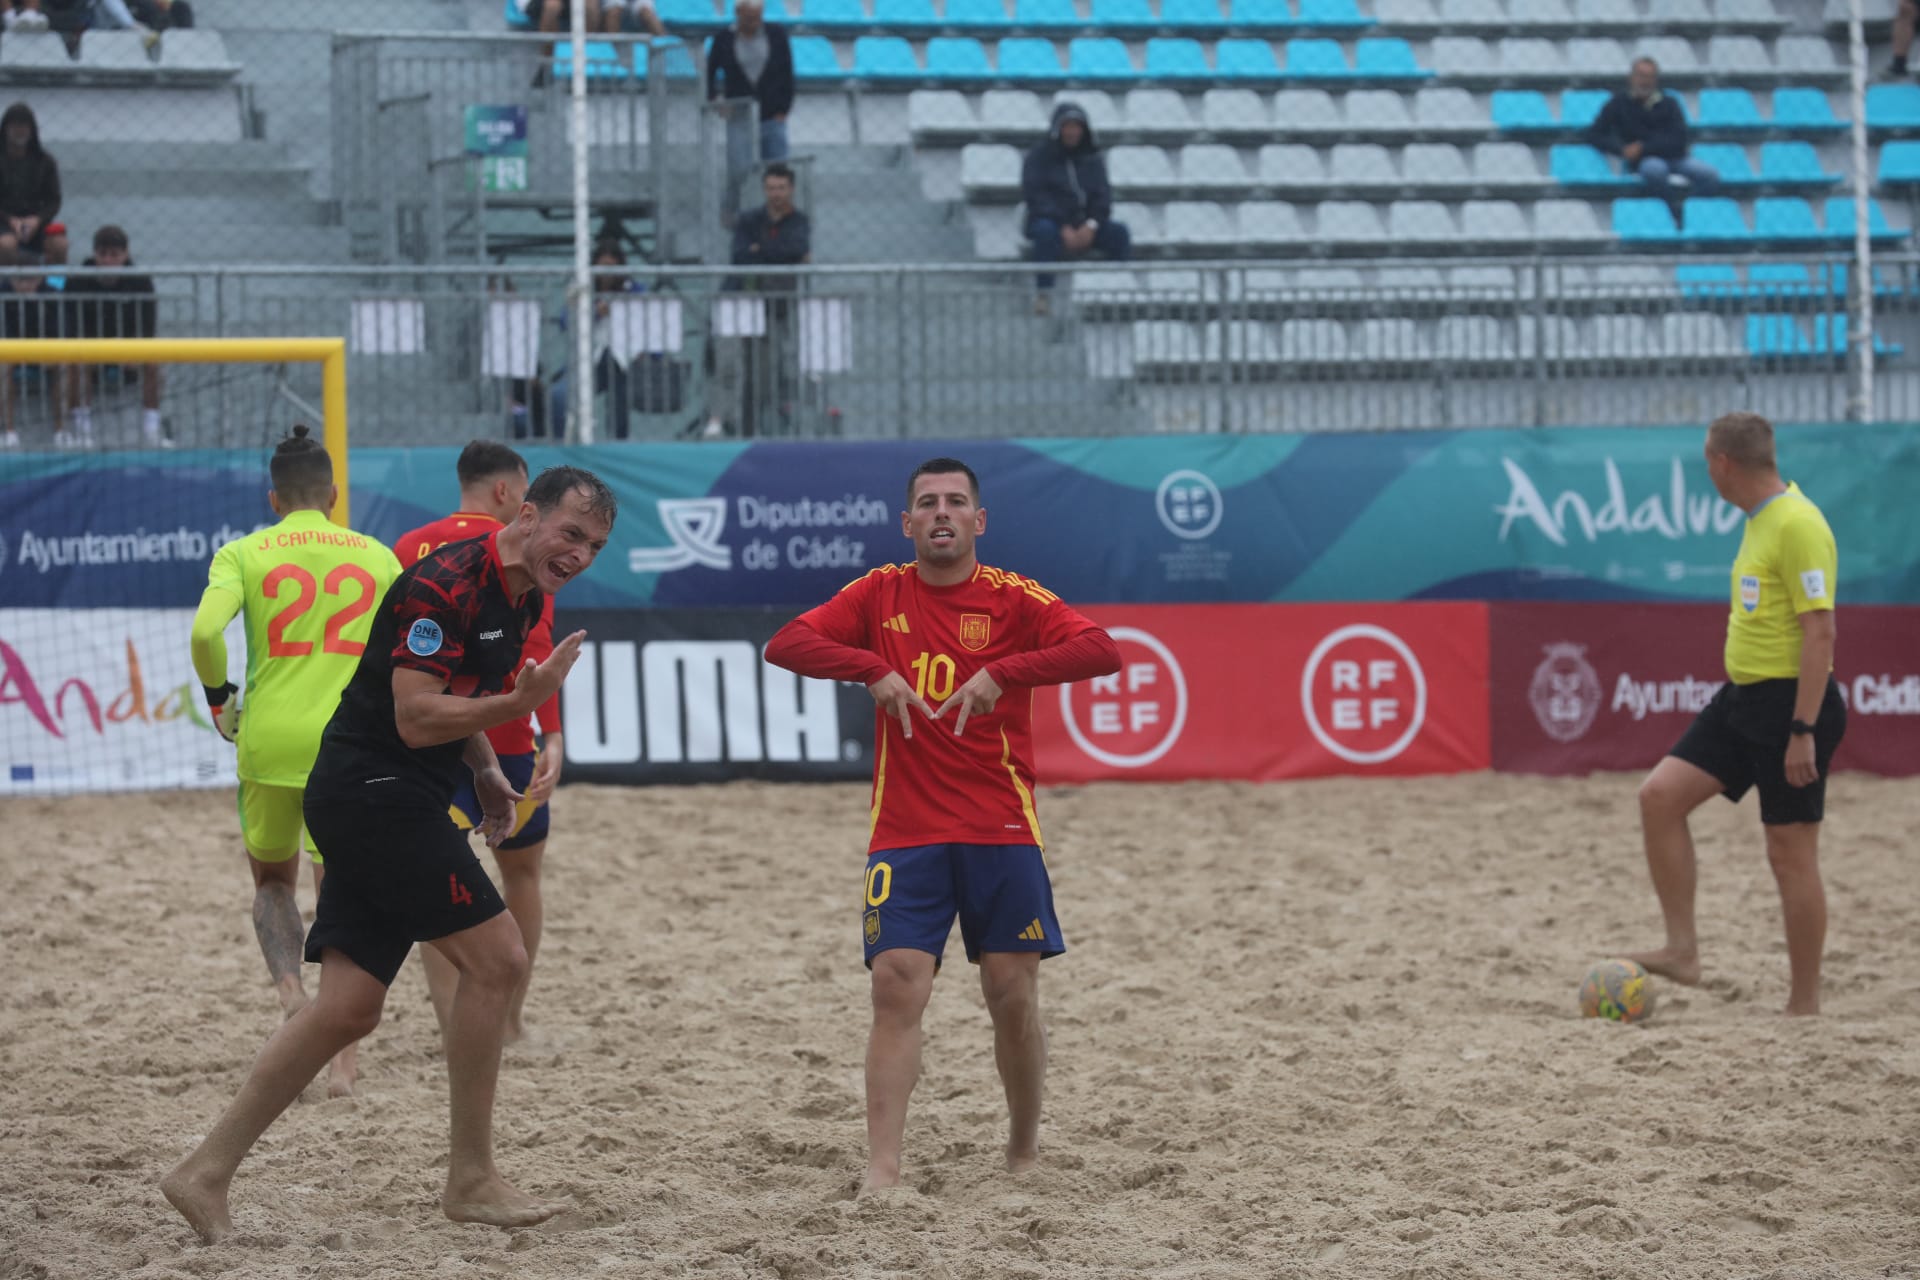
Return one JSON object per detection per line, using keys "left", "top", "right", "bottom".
{"left": 127, "top": 0, "right": 191, "bottom": 27}
{"left": 1586, "top": 58, "right": 1719, "bottom": 221}
{"left": 708, "top": 0, "right": 794, "bottom": 224}
{"left": 42, "top": 0, "right": 166, "bottom": 45}
{"left": 65, "top": 223, "right": 167, "bottom": 448}
{"left": 547, "top": 242, "right": 660, "bottom": 440}
{"left": 1021, "top": 102, "right": 1130, "bottom": 315}
{"left": 0, "top": 245, "right": 69, "bottom": 448}
{"left": 2, "top": 2, "right": 51, "bottom": 32}
{"left": 602, "top": 0, "right": 662, "bottom": 36}
{"left": 1884, "top": 1, "right": 1917, "bottom": 80}
{"left": 0, "top": 103, "right": 68, "bottom": 268}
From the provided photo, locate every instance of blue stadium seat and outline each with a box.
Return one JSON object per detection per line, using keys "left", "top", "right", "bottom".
{"left": 505, "top": 0, "right": 535, "bottom": 29}
{"left": 551, "top": 42, "right": 630, "bottom": 80}
{"left": 791, "top": 35, "right": 846, "bottom": 78}
{"left": 1068, "top": 37, "right": 1136, "bottom": 80}
{"left": 1745, "top": 263, "right": 1815, "bottom": 296}
{"left": 1558, "top": 89, "right": 1609, "bottom": 130}
{"left": 853, "top": 35, "right": 920, "bottom": 79}
{"left": 1746, "top": 313, "right": 1812, "bottom": 358}
{"left": 1815, "top": 315, "right": 1903, "bottom": 357}
{"left": 1145, "top": 37, "right": 1212, "bottom": 78}
{"left": 1219, "top": 37, "right": 1284, "bottom": 78}
{"left": 1612, "top": 197, "right": 1680, "bottom": 241}
{"left": 1228, "top": 0, "right": 1295, "bottom": 27}
{"left": 634, "top": 37, "right": 700, "bottom": 78}
{"left": 1013, "top": 0, "right": 1079, "bottom": 30}
{"left": 873, "top": 0, "right": 942, "bottom": 27}
{"left": 1823, "top": 196, "right": 1906, "bottom": 243}
{"left": 1689, "top": 143, "right": 1756, "bottom": 186}
{"left": 1353, "top": 38, "right": 1430, "bottom": 78}
{"left": 926, "top": 35, "right": 993, "bottom": 77}
{"left": 802, "top": 0, "right": 868, "bottom": 29}
{"left": 1674, "top": 263, "right": 1739, "bottom": 297}
{"left": 1491, "top": 90, "right": 1555, "bottom": 132}
{"left": 944, "top": 0, "right": 1014, "bottom": 29}
{"left": 1090, "top": 0, "right": 1157, "bottom": 26}
{"left": 1681, "top": 197, "right": 1752, "bottom": 241}
{"left": 658, "top": 0, "right": 725, "bottom": 23}
{"left": 996, "top": 36, "right": 1063, "bottom": 78}
{"left": 1160, "top": 0, "right": 1230, "bottom": 29}
{"left": 1752, "top": 197, "right": 1823, "bottom": 242}
{"left": 1695, "top": 87, "right": 1764, "bottom": 131}
{"left": 1770, "top": 88, "right": 1843, "bottom": 132}
{"left": 1299, "top": 0, "right": 1373, "bottom": 25}
{"left": 1549, "top": 144, "right": 1632, "bottom": 187}
{"left": 1878, "top": 139, "right": 1920, "bottom": 183}
{"left": 1865, "top": 84, "right": 1920, "bottom": 130}
{"left": 1284, "top": 38, "right": 1353, "bottom": 78}
{"left": 1758, "top": 141, "right": 1837, "bottom": 185}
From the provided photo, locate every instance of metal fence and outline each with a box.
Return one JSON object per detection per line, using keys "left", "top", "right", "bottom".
{"left": 2, "top": 255, "right": 1918, "bottom": 448}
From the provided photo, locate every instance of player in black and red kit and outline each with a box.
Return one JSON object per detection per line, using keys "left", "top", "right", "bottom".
{"left": 396, "top": 440, "right": 566, "bottom": 1044}
{"left": 163, "top": 467, "right": 617, "bottom": 1244}
{"left": 766, "top": 456, "right": 1120, "bottom": 1193}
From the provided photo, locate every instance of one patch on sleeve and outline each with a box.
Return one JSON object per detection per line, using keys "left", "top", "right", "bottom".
{"left": 407, "top": 618, "right": 445, "bottom": 656}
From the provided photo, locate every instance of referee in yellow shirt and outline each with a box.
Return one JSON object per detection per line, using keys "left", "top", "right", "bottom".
{"left": 1628, "top": 412, "right": 1846, "bottom": 1016}
{"left": 189, "top": 425, "right": 403, "bottom": 1094}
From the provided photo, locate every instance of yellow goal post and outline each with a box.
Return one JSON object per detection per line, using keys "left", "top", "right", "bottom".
{"left": 0, "top": 336, "right": 352, "bottom": 524}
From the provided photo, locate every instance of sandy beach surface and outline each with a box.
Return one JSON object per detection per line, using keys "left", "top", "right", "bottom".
{"left": 3, "top": 772, "right": 1917, "bottom": 1279}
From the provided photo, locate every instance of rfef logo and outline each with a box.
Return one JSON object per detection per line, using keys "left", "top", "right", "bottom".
{"left": 1300, "top": 624, "right": 1427, "bottom": 764}
{"left": 1155, "top": 470, "right": 1223, "bottom": 540}
{"left": 1059, "top": 627, "right": 1188, "bottom": 768}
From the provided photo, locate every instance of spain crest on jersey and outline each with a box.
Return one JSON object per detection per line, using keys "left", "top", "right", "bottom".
{"left": 959, "top": 613, "right": 991, "bottom": 651}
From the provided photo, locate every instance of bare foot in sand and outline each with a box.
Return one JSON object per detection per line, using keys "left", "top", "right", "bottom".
{"left": 1006, "top": 1146, "right": 1039, "bottom": 1176}
{"left": 276, "top": 976, "right": 308, "bottom": 1020}
{"left": 161, "top": 1158, "right": 233, "bottom": 1244}
{"left": 1626, "top": 946, "right": 1701, "bottom": 987}
{"left": 859, "top": 1160, "right": 902, "bottom": 1196}
{"left": 442, "top": 1175, "right": 564, "bottom": 1229}
{"left": 326, "top": 1046, "right": 357, "bottom": 1099}
{"left": 1784, "top": 998, "right": 1820, "bottom": 1017}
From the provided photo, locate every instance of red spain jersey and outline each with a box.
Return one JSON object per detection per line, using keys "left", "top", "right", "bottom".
{"left": 393, "top": 512, "right": 559, "bottom": 756}
{"left": 776, "top": 561, "right": 1111, "bottom": 853}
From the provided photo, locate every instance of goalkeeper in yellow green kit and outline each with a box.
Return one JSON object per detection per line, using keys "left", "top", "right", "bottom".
{"left": 189, "top": 425, "right": 402, "bottom": 1097}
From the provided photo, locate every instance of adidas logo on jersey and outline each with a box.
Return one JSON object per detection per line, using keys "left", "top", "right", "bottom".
{"left": 882, "top": 613, "right": 911, "bottom": 633}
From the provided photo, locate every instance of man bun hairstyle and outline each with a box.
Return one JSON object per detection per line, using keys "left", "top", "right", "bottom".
{"left": 456, "top": 438, "right": 527, "bottom": 489}
{"left": 269, "top": 423, "right": 334, "bottom": 505}
{"left": 906, "top": 456, "right": 980, "bottom": 508}
{"left": 526, "top": 465, "right": 618, "bottom": 523}
{"left": 1707, "top": 411, "right": 1777, "bottom": 472}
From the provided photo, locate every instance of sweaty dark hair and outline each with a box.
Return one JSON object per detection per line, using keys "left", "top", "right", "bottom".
{"left": 456, "top": 438, "right": 527, "bottom": 489}
{"left": 906, "top": 457, "right": 980, "bottom": 508}
{"left": 526, "top": 465, "right": 618, "bottom": 523}
{"left": 269, "top": 424, "right": 334, "bottom": 505}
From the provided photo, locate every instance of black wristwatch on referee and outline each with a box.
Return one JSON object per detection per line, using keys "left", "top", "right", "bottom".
{"left": 1789, "top": 719, "right": 1816, "bottom": 737}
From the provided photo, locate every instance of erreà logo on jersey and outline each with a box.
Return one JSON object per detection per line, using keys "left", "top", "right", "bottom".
{"left": 561, "top": 639, "right": 845, "bottom": 764}
{"left": 1058, "top": 627, "right": 1188, "bottom": 768}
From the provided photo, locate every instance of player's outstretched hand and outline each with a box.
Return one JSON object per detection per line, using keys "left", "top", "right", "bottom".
{"left": 516, "top": 630, "right": 588, "bottom": 710}
{"left": 932, "top": 668, "right": 1003, "bottom": 737}
{"left": 868, "top": 671, "right": 934, "bottom": 740}
{"left": 474, "top": 765, "right": 525, "bottom": 848}
{"left": 525, "top": 733, "right": 564, "bottom": 804}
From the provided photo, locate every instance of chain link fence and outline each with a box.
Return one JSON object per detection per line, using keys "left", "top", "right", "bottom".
{"left": 0, "top": 1, "right": 1910, "bottom": 441}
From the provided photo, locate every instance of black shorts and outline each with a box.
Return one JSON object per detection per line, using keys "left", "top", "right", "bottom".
{"left": 1669, "top": 676, "right": 1846, "bottom": 826}
{"left": 302, "top": 779, "right": 507, "bottom": 986}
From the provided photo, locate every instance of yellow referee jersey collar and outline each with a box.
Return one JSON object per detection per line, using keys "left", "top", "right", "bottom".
{"left": 1745, "top": 481, "right": 1799, "bottom": 520}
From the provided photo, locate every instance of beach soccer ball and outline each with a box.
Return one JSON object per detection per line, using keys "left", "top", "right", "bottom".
{"left": 1578, "top": 959, "right": 1655, "bottom": 1024}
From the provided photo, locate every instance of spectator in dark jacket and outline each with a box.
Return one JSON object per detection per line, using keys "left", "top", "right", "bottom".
{"left": 1586, "top": 58, "right": 1719, "bottom": 221}
{"left": 723, "top": 163, "right": 809, "bottom": 436}
{"left": 708, "top": 0, "right": 793, "bottom": 223}
{"left": 65, "top": 223, "right": 166, "bottom": 447}
{"left": 0, "top": 103, "right": 67, "bottom": 267}
{"left": 1021, "top": 101, "right": 1130, "bottom": 312}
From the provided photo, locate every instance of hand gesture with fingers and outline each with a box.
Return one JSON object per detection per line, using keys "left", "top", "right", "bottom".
{"left": 515, "top": 630, "right": 587, "bottom": 712}
{"left": 868, "top": 671, "right": 934, "bottom": 740}
{"left": 473, "top": 765, "right": 524, "bottom": 848}
{"left": 933, "top": 667, "right": 1003, "bottom": 736}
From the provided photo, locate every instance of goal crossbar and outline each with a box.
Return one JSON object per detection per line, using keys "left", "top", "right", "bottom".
{"left": 0, "top": 336, "right": 352, "bottom": 524}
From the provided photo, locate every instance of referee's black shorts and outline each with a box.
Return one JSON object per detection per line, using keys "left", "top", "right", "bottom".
{"left": 1669, "top": 676, "right": 1846, "bottom": 826}
{"left": 301, "top": 778, "right": 507, "bottom": 986}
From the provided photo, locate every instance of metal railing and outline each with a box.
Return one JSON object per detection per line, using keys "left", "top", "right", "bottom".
{"left": 0, "top": 255, "right": 1913, "bottom": 448}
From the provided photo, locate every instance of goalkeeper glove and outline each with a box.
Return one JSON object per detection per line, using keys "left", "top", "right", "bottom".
{"left": 204, "top": 681, "right": 242, "bottom": 743}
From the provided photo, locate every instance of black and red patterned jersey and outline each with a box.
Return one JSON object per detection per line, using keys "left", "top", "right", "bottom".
{"left": 310, "top": 530, "right": 544, "bottom": 805}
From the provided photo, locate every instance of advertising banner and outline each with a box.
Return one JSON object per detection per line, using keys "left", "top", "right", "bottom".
{"left": 0, "top": 608, "right": 239, "bottom": 794}
{"left": 554, "top": 607, "right": 874, "bottom": 785}
{"left": 1033, "top": 603, "right": 1491, "bottom": 784}
{"left": 10, "top": 425, "right": 1920, "bottom": 612}
{"left": 1492, "top": 603, "right": 1920, "bottom": 778}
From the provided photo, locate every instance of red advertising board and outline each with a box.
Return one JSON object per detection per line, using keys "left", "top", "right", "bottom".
{"left": 1034, "top": 603, "right": 1491, "bottom": 783}
{"left": 1491, "top": 603, "right": 1920, "bottom": 778}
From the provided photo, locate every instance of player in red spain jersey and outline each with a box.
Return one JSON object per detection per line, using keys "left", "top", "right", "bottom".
{"left": 765, "top": 457, "right": 1120, "bottom": 1193}
{"left": 395, "top": 440, "right": 564, "bottom": 1043}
